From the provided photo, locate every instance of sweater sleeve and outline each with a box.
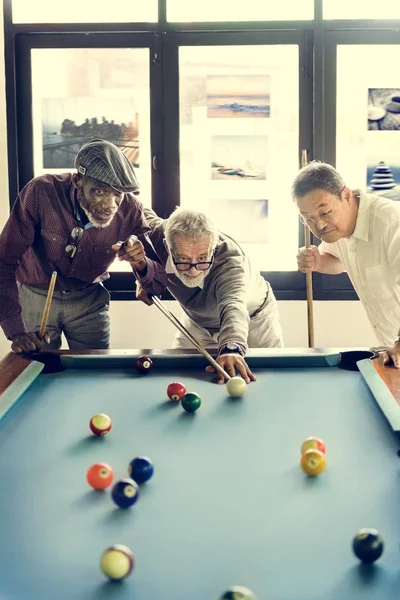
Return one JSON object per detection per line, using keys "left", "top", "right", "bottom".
{"left": 129, "top": 203, "right": 167, "bottom": 296}
{"left": 0, "top": 182, "right": 40, "bottom": 339}
{"left": 214, "top": 257, "right": 250, "bottom": 355}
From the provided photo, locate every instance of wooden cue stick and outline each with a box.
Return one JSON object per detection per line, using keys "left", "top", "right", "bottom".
{"left": 39, "top": 271, "right": 57, "bottom": 338}
{"left": 150, "top": 295, "right": 232, "bottom": 382}
{"left": 301, "top": 149, "right": 315, "bottom": 348}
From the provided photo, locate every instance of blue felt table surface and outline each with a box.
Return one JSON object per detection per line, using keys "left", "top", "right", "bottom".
{"left": 0, "top": 366, "right": 399, "bottom": 600}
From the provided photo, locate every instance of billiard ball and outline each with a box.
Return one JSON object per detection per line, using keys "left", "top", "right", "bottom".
{"left": 219, "top": 585, "right": 256, "bottom": 599}
{"left": 136, "top": 355, "right": 153, "bottom": 374}
{"left": 111, "top": 478, "right": 140, "bottom": 508}
{"left": 352, "top": 528, "right": 384, "bottom": 563}
{"left": 128, "top": 456, "right": 154, "bottom": 484}
{"left": 181, "top": 392, "right": 201, "bottom": 412}
{"left": 89, "top": 413, "right": 112, "bottom": 436}
{"left": 167, "top": 381, "right": 187, "bottom": 401}
{"left": 300, "top": 448, "right": 326, "bottom": 476}
{"left": 86, "top": 462, "right": 114, "bottom": 490}
{"left": 100, "top": 544, "right": 135, "bottom": 580}
{"left": 226, "top": 376, "right": 247, "bottom": 398}
{"left": 301, "top": 436, "right": 326, "bottom": 455}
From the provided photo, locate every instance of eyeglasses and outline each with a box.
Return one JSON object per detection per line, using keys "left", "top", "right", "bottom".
{"left": 172, "top": 253, "right": 214, "bottom": 272}
{"left": 65, "top": 226, "right": 84, "bottom": 258}
{"left": 301, "top": 189, "right": 345, "bottom": 226}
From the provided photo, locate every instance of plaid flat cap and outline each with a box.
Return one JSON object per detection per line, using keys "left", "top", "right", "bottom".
{"left": 75, "top": 139, "right": 140, "bottom": 194}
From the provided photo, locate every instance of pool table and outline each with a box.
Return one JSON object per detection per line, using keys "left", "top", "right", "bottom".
{"left": 1, "top": 348, "right": 400, "bottom": 600}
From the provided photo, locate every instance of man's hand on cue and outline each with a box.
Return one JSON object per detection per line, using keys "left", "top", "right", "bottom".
{"left": 112, "top": 236, "right": 147, "bottom": 274}
{"left": 11, "top": 331, "right": 50, "bottom": 353}
{"left": 135, "top": 281, "right": 154, "bottom": 306}
{"left": 383, "top": 343, "right": 400, "bottom": 369}
{"left": 205, "top": 354, "right": 256, "bottom": 384}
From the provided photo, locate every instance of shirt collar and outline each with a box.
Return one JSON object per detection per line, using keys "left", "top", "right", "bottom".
{"left": 165, "top": 255, "right": 205, "bottom": 289}
{"left": 350, "top": 189, "right": 371, "bottom": 242}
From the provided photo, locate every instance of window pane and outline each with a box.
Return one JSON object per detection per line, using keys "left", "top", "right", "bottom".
{"left": 324, "top": 0, "right": 400, "bottom": 19}
{"left": 179, "top": 45, "right": 299, "bottom": 272}
{"left": 12, "top": 0, "right": 157, "bottom": 23}
{"left": 31, "top": 47, "right": 151, "bottom": 273}
{"left": 336, "top": 45, "right": 400, "bottom": 203}
{"left": 168, "top": 0, "right": 313, "bottom": 22}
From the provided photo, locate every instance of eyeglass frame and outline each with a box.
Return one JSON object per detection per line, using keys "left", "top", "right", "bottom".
{"left": 172, "top": 251, "right": 215, "bottom": 272}
{"left": 300, "top": 186, "right": 346, "bottom": 226}
{"left": 65, "top": 226, "right": 84, "bottom": 258}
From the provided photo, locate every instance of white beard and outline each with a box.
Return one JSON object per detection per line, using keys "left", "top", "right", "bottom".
{"left": 80, "top": 205, "right": 114, "bottom": 229}
{"left": 170, "top": 262, "right": 207, "bottom": 288}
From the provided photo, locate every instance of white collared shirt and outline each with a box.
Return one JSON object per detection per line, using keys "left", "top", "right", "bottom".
{"left": 320, "top": 190, "right": 400, "bottom": 346}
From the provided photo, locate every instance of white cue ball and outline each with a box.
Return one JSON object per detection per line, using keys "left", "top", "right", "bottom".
{"left": 226, "top": 376, "right": 247, "bottom": 398}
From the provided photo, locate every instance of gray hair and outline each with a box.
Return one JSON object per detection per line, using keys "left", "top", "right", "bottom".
{"left": 165, "top": 208, "right": 218, "bottom": 249}
{"left": 291, "top": 161, "right": 345, "bottom": 200}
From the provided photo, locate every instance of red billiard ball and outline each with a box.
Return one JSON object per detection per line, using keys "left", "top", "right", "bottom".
{"left": 87, "top": 462, "right": 114, "bottom": 490}
{"left": 89, "top": 413, "right": 112, "bottom": 436}
{"left": 167, "top": 381, "right": 187, "bottom": 401}
{"left": 301, "top": 436, "right": 326, "bottom": 455}
{"left": 136, "top": 355, "right": 153, "bottom": 374}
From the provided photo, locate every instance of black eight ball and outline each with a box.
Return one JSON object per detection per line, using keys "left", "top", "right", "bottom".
{"left": 352, "top": 528, "right": 384, "bottom": 564}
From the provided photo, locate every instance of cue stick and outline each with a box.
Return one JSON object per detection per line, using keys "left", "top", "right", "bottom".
{"left": 150, "top": 295, "right": 232, "bottom": 382}
{"left": 39, "top": 271, "right": 57, "bottom": 339}
{"left": 301, "top": 149, "right": 315, "bottom": 348}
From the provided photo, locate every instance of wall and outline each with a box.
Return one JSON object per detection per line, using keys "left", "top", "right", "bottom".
{"left": 107, "top": 299, "right": 377, "bottom": 350}
{"left": 0, "top": 297, "right": 378, "bottom": 359}
{"left": 0, "top": 2, "right": 378, "bottom": 360}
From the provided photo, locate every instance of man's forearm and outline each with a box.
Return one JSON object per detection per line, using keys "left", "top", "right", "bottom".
{"left": 218, "top": 302, "right": 249, "bottom": 355}
{"left": 135, "top": 258, "right": 168, "bottom": 296}
{"left": 318, "top": 252, "right": 345, "bottom": 275}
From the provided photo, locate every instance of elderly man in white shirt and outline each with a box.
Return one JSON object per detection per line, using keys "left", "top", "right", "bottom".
{"left": 293, "top": 161, "right": 400, "bottom": 367}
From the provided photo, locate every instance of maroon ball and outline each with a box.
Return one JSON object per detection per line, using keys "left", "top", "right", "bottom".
{"left": 136, "top": 355, "right": 153, "bottom": 374}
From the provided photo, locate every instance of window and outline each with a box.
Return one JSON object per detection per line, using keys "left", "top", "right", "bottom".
{"left": 12, "top": 0, "right": 158, "bottom": 24}
{"left": 167, "top": 0, "right": 314, "bottom": 22}
{"left": 24, "top": 44, "right": 153, "bottom": 276}
{"left": 9, "top": 1, "right": 395, "bottom": 300}
{"left": 31, "top": 47, "right": 151, "bottom": 209}
{"left": 336, "top": 44, "right": 400, "bottom": 203}
{"left": 179, "top": 44, "right": 300, "bottom": 272}
{"left": 324, "top": 0, "right": 400, "bottom": 20}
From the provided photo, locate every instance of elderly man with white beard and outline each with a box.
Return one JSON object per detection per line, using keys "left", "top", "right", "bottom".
{"left": 136, "top": 207, "right": 283, "bottom": 384}
{"left": 0, "top": 139, "right": 167, "bottom": 352}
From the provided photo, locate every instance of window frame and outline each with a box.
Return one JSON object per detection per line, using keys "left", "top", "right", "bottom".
{"left": 5, "top": 0, "right": 400, "bottom": 301}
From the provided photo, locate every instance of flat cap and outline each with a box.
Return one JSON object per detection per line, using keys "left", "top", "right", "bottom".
{"left": 75, "top": 139, "right": 139, "bottom": 194}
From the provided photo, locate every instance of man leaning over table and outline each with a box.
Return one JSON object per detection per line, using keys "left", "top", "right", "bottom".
{"left": 0, "top": 139, "right": 167, "bottom": 353}
{"left": 135, "top": 206, "right": 283, "bottom": 384}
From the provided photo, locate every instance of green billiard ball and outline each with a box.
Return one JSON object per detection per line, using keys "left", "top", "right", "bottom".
{"left": 181, "top": 392, "right": 201, "bottom": 413}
